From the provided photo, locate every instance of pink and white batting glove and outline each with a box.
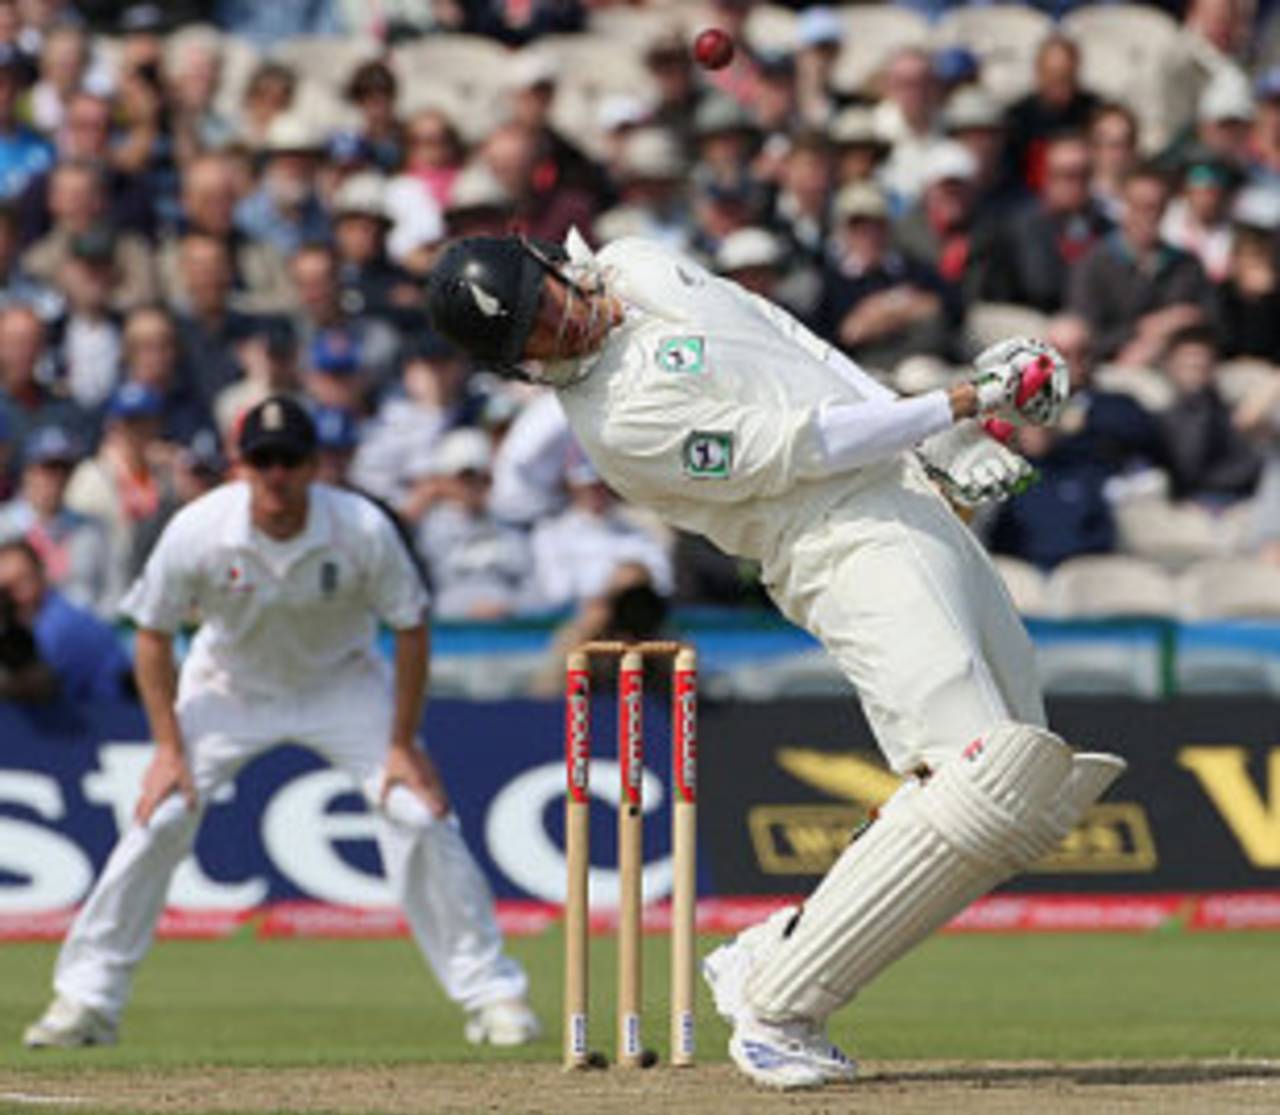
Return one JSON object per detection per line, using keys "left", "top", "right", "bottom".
{"left": 970, "top": 338, "right": 1069, "bottom": 427}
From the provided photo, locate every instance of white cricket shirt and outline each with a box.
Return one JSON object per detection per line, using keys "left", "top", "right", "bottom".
{"left": 555, "top": 238, "right": 954, "bottom": 576}
{"left": 121, "top": 481, "right": 428, "bottom": 695}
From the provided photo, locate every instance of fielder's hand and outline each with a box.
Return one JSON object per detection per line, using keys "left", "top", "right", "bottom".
{"left": 381, "top": 745, "right": 450, "bottom": 819}
{"left": 917, "top": 421, "right": 1036, "bottom": 507}
{"left": 135, "top": 747, "right": 197, "bottom": 825}
{"left": 970, "top": 337, "right": 1069, "bottom": 426}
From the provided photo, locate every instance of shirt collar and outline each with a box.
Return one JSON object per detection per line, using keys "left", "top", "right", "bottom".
{"left": 221, "top": 480, "right": 333, "bottom": 557}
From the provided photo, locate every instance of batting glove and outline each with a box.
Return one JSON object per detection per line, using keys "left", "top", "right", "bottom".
{"left": 970, "top": 337, "right": 1070, "bottom": 427}
{"left": 917, "top": 421, "right": 1037, "bottom": 508}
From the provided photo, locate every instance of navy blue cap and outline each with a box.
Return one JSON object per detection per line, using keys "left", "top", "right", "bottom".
{"left": 934, "top": 46, "right": 979, "bottom": 84}
{"left": 239, "top": 395, "right": 317, "bottom": 457}
{"left": 309, "top": 328, "right": 362, "bottom": 375}
{"left": 24, "top": 425, "right": 82, "bottom": 465}
{"left": 312, "top": 405, "right": 360, "bottom": 451}
{"left": 107, "top": 382, "right": 164, "bottom": 421}
{"left": 326, "top": 130, "right": 374, "bottom": 166}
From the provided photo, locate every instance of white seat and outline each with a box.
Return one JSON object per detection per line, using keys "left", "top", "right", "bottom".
{"left": 831, "top": 8, "right": 930, "bottom": 97}
{"left": 270, "top": 35, "right": 383, "bottom": 95}
{"left": 538, "top": 34, "right": 650, "bottom": 97}
{"left": 391, "top": 35, "right": 511, "bottom": 104}
{"left": 1046, "top": 555, "right": 1178, "bottom": 618}
{"left": 965, "top": 303, "right": 1050, "bottom": 352}
{"left": 934, "top": 6, "right": 1052, "bottom": 103}
{"left": 1035, "top": 640, "right": 1164, "bottom": 697}
{"left": 1179, "top": 558, "right": 1280, "bottom": 620}
{"left": 1114, "top": 497, "right": 1230, "bottom": 570}
{"left": 991, "top": 556, "right": 1048, "bottom": 616}
{"left": 745, "top": 5, "right": 799, "bottom": 55}
{"left": 1093, "top": 364, "right": 1175, "bottom": 413}
{"left": 1216, "top": 359, "right": 1280, "bottom": 410}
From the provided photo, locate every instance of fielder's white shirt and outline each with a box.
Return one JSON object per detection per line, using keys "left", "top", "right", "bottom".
{"left": 121, "top": 481, "right": 428, "bottom": 696}
{"left": 555, "top": 238, "right": 954, "bottom": 578}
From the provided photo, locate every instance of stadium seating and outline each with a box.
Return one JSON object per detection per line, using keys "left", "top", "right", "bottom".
{"left": 1046, "top": 555, "right": 1178, "bottom": 618}
{"left": 1179, "top": 558, "right": 1280, "bottom": 620}
{"left": 831, "top": 7, "right": 930, "bottom": 96}
{"left": 992, "top": 555, "right": 1049, "bottom": 616}
{"left": 933, "top": 5, "right": 1052, "bottom": 104}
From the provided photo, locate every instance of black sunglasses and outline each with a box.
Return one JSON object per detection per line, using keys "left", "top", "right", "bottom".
{"left": 245, "top": 447, "right": 308, "bottom": 470}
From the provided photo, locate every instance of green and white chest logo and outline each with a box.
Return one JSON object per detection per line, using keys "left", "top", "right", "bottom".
{"left": 682, "top": 431, "right": 733, "bottom": 478}
{"left": 656, "top": 335, "right": 706, "bottom": 374}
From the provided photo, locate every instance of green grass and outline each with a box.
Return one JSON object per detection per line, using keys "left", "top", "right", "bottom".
{"left": 1, "top": 930, "right": 1279, "bottom": 1073}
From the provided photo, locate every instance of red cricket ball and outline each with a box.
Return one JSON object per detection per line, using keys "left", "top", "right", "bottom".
{"left": 693, "top": 27, "right": 735, "bottom": 71}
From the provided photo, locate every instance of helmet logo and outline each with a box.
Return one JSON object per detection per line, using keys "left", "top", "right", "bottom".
{"left": 466, "top": 280, "right": 507, "bottom": 319}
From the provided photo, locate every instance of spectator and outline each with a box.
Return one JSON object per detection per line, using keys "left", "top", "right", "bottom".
{"left": 159, "top": 152, "right": 295, "bottom": 315}
{"left": 482, "top": 121, "right": 598, "bottom": 246}
{"left": 1161, "top": 153, "right": 1239, "bottom": 282}
{"left": 29, "top": 22, "right": 89, "bottom": 137}
{"left": 331, "top": 172, "right": 419, "bottom": 328}
{"left": 310, "top": 403, "right": 361, "bottom": 487}
{"left": 593, "top": 127, "right": 689, "bottom": 250}
{"left": 692, "top": 95, "right": 761, "bottom": 191}
{"left": 1158, "top": 325, "right": 1262, "bottom": 502}
{"left": 165, "top": 27, "right": 234, "bottom": 165}
{"left": 828, "top": 106, "right": 891, "bottom": 190}
{"left": 753, "top": 52, "right": 801, "bottom": 163}
{"left": 794, "top": 6, "right": 845, "bottom": 130}
{"left": 1174, "top": 70, "right": 1255, "bottom": 177}
{"left": 988, "top": 424, "right": 1116, "bottom": 571}
{"left": 417, "top": 428, "right": 537, "bottom": 621}
{"left": 345, "top": 60, "right": 401, "bottom": 174}
{"left": 644, "top": 28, "right": 703, "bottom": 156}
{"left": 215, "top": 0, "right": 342, "bottom": 50}
{"left": 235, "top": 60, "right": 296, "bottom": 149}
{"left": 120, "top": 305, "right": 213, "bottom": 445}
{"left": 169, "top": 426, "right": 226, "bottom": 508}
{"left": 171, "top": 232, "right": 258, "bottom": 403}
{"left": 689, "top": 171, "right": 767, "bottom": 264}
{"left": 0, "top": 425, "right": 110, "bottom": 613}
{"left": 530, "top": 451, "right": 673, "bottom": 612}
{"left": 0, "top": 537, "right": 130, "bottom": 701}
{"left": 235, "top": 115, "right": 330, "bottom": 257}
{"left": 446, "top": 0, "right": 585, "bottom": 47}
{"left": 982, "top": 132, "right": 1111, "bottom": 314}
{"left": 289, "top": 243, "right": 398, "bottom": 393}
{"left": 941, "top": 86, "right": 1026, "bottom": 218}
{"left": 1068, "top": 165, "right": 1215, "bottom": 366}
{"left": 54, "top": 224, "right": 123, "bottom": 410}
{"left": 22, "top": 161, "right": 159, "bottom": 313}
{"left": 0, "top": 202, "right": 61, "bottom": 319}
{"left": 17, "top": 90, "right": 156, "bottom": 247}
{"left": 64, "top": 382, "right": 177, "bottom": 602}
{"left": 1005, "top": 34, "right": 1101, "bottom": 193}
{"left": 504, "top": 49, "right": 606, "bottom": 200}
{"left": 1215, "top": 207, "right": 1280, "bottom": 359}
{"left": 1247, "top": 66, "right": 1280, "bottom": 187}
{"left": 769, "top": 131, "right": 832, "bottom": 264}
{"left": 1089, "top": 101, "right": 1141, "bottom": 223}
{"left": 488, "top": 388, "right": 574, "bottom": 527}
{"left": 438, "top": 162, "right": 510, "bottom": 242}
{"left": 395, "top": 108, "right": 465, "bottom": 212}
{"left": 214, "top": 316, "right": 301, "bottom": 436}
{"left": 814, "top": 181, "right": 958, "bottom": 372}
{"left": 0, "top": 303, "right": 82, "bottom": 448}
{"left": 893, "top": 140, "right": 995, "bottom": 307}
{"left": 874, "top": 46, "right": 948, "bottom": 206}
{"left": 354, "top": 330, "right": 485, "bottom": 511}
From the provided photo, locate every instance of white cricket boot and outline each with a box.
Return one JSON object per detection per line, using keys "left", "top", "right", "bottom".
{"left": 705, "top": 922, "right": 857, "bottom": 1085}
{"left": 728, "top": 1015, "right": 844, "bottom": 1090}
{"left": 23, "top": 996, "right": 117, "bottom": 1049}
{"left": 464, "top": 997, "right": 542, "bottom": 1047}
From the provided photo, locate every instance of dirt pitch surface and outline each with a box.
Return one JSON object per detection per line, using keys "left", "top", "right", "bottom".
{"left": 5, "top": 1060, "right": 1280, "bottom": 1115}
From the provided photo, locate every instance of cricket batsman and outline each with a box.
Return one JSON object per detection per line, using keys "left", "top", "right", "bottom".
{"left": 425, "top": 232, "right": 1126, "bottom": 1089}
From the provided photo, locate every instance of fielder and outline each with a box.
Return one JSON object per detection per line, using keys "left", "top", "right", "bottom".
{"left": 24, "top": 395, "right": 539, "bottom": 1051}
{"left": 425, "top": 232, "right": 1126, "bottom": 1089}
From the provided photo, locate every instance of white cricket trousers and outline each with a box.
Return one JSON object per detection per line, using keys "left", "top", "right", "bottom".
{"left": 770, "top": 458, "right": 1046, "bottom": 774}
{"left": 52, "top": 657, "right": 527, "bottom": 1023}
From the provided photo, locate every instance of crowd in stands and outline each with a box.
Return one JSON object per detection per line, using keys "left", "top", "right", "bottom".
{"left": 1, "top": 0, "right": 1280, "bottom": 697}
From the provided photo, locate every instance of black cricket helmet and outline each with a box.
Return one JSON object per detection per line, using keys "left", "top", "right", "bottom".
{"left": 426, "top": 236, "right": 569, "bottom": 376}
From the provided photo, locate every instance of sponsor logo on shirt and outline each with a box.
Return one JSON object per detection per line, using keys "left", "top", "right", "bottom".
{"left": 224, "top": 563, "right": 255, "bottom": 594}
{"left": 656, "top": 336, "right": 706, "bottom": 374}
{"left": 682, "top": 431, "right": 733, "bottom": 479}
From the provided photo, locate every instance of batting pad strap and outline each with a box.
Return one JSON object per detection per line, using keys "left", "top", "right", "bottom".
{"left": 743, "top": 723, "right": 1077, "bottom": 1024}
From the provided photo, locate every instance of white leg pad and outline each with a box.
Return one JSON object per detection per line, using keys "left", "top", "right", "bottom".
{"left": 744, "top": 723, "right": 1118, "bottom": 1023}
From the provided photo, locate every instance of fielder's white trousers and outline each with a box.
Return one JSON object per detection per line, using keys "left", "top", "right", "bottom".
{"left": 53, "top": 657, "right": 527, "bottom": 1023}
{"left": 770, "top": 459, "right": 1046, "bottom": 773}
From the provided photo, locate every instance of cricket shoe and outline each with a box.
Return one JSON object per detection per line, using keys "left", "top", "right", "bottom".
{"left": 704, "top": 928, "right": 857, "bottom": 1086}
{"left": 23, "top": 996, "right": 117, "bottom": 1049}
{"left": 729, "top": 1016, "right": 855, "bottom": 1090}
{"left": 464, "top": 998, "right": 542, "bottom": 1047}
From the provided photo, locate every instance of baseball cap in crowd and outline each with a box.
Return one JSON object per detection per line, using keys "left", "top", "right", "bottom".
{"left": 509, "top": 50, "right": 557, "bottom": 92}
{"left": 309, "top": 328, "right": 363, "bottom": 375}
{"left": 23, "top": 425, "right": 82, "bottom": 467}
{"left": 597, "top": 94, "right": 651, "bottom": 135}
{"left": 239, "top": 395, "right": 318, "bottom": 458}
{"left": 178, "top": 427, "right": 227, "bottom": 478}
{"left": 942, "top": 87, "right": 1004, "bottom": 134}
{"left": 106, "top": 382, "right": 164, "bottom": 421}
{"left": 261, "top": 114, "right": 323, "bottom": 156}
{"left": 619, "top": 127, "right": 685, "bottom": 182}
{"left": 1231, "top": 185, "right": 1280, "bottom": 230}
{"left": 933, "top": 46, "right": 979, "bottom": 86}
{"left": 829, "top": 106, "right": 890, "bottom": 151}
{"left": 835, "top": 181, "right": 889, "bottom": 222}
{"left": 693, "top": 96, "right": 760, "bottom": 140}
{"left": 921, "top": 141, "right": 977, "bottom": 188}
{"left": 433, "top": 428, "right": 492, "bottom": 476}
{"left": 312, "top": 405, "right": 360, "bottom": 452}
{"left": 326, "top": 130, "right": 375, "bottom": 167}
{"left": 1199, "top": 72, "right": 1255, "bottom": 123}
{"left": 797, "top": 6, "right": 843, "bottom": 50}
{"left": 715, "top": 227, "right": 785, "bottom": 274}
{"left": 444, "top": 163, "right": 513, "bottom": 217}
